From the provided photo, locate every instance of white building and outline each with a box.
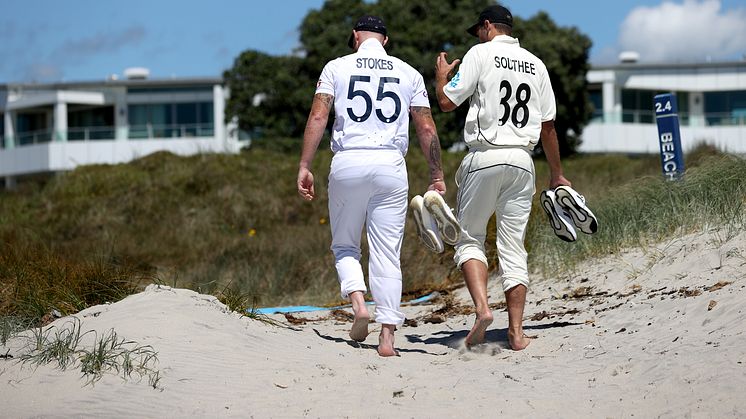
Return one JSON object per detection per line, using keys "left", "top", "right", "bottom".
{"left": 583, "top": 58, "right": 746, "bottom": 154}
{"left": 1, "top": 73, "right": 245, "bottom": 188}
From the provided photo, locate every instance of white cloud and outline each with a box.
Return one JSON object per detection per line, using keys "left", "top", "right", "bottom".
{"left": 617, "top": 0, "right": 746, "bottom": 63}
{"left": 52, "top": 25, "right": 146, "bottom": 62}
{"left": 0, "top": 24, "right": 147, "bottom": 83}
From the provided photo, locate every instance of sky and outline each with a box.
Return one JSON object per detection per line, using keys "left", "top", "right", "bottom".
{"left": 1, "top": 0, "right": 745, "bottom": 84}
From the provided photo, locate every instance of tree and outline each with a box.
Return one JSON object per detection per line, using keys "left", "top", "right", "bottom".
{"left": 223, "top": 51, "right": 312, "bottom": 138}
{"left": 225, "top": 1, "right": 592, "bottom": 154}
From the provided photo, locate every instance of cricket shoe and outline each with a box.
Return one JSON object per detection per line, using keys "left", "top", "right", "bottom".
{"left": 423, "top": 190, "right": 461, "bottom": 246}
{"left": 554, "top": 185, "right": 598, "bottom": 234}
{"left": 410, "top": 195, "right": 444, "bottom": 253}
{"left": 540, "top": 189, "right": 577, "bottom": 242}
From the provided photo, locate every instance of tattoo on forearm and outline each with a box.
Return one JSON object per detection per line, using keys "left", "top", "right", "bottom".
{"left": 409, "top": 107, "right": 442, "bottom": 178}
{"left": 429, "top": 135, "right": 443, "bottom": 177}
{"left": 314, "top": 93, "right": 334, "bottom": 110}
{"left": 410, "top": 106, "right": 432, "bottom": 118}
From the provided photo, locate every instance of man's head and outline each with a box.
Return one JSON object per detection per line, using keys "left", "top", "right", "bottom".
{"left": 348, "top": 15, "right": 388, "bottom": 50}
{"left": 466, "top": 5, "right": 513, "bottom": 42}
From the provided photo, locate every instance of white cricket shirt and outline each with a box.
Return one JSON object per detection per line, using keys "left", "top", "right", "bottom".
{"left": 315, "top": 38, "right": 430, "bottom": 156}
{"left": 443, "top": 35, "right": 556, "bottom": 151}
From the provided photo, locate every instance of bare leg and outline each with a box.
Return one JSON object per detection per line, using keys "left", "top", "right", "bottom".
{"left": 348, "top": 291, "right": 370, "bottom": 342}
{"left": 378, "top": 324, "right": 398, "bottom": 357}
{"left": 461, "top": 260, "right": 494, "bottom": 347}
{"left": 505, "top": 285, "right": 530, "bottom": 350}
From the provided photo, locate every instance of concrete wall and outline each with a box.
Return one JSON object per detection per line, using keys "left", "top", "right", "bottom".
{"left": 580, "top": 123, "right": 746, "bottom": 154}
{"left": 0, "top": 137, "right": 243, "bottom": 177}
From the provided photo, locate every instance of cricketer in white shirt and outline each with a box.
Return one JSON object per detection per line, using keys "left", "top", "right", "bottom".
{"left": 435, "top": 6, "right": 571, "bottom": 351}
{"left": 298, "top": 28, "right": 446, "bottom": 357}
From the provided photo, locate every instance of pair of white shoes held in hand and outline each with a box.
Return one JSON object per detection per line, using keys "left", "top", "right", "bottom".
{"left": 410, "top": 191, "right": 460, "bottom": 254}
{"left": 540, "top": 185, "right": 598, "bottom": 242}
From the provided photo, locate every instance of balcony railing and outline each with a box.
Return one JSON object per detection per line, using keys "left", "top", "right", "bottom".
{"left": 3, "top": 123, "right": 216, "bottom": 148}
{"left": 705, "top": 113, "right": 746, "bottom": 126}
{"left": 17, "top": 129, "right": 53, "bottom": 146}
{"left": 128, "top": 123, "right": 214, "bottom": 139}
{"left": 68, "top": 126, "right": 117, "bottom": 141}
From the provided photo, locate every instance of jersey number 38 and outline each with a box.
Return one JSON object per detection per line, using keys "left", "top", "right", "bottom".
{"left": 497, "top": 80, "right": 531, "bottom": 128}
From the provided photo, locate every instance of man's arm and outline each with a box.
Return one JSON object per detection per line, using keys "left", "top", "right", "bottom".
{"left": 410, "top": 106, "right": 446, "bottom": 194}
{"left": 435, "top": 52, "right": 460, "bottom": 112}
{"left": 297, "top": 93, "right": 333, "bottom": 201}
{"left": 540, "top": 120, "right": 571, "bottom": 189}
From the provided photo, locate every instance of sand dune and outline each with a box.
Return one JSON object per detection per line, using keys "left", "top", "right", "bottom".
{"left": 2, "top": 229, "right": 745, "bottom": 418}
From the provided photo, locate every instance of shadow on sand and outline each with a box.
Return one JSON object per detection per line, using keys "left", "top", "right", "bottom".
{"left": 312, "top": 328, "right": 447, "bottom": 356}
{"left": 404, "top": 320, "right": 583, "bottom": 350}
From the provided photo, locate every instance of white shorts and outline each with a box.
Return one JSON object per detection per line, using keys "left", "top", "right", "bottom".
{"left": 328, "top": 149, "right": 408, "bottom": 326}
{"left": 453, "top": 147, "right": 535, "bottom": 292}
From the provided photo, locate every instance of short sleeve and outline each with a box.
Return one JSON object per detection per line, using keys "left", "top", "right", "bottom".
{"left": 410, "top": 73, "right": 431, "bottom": 108}
{"left": 443, "top": 46, "right": 482, "bottom": 106}
{"left": 538, "top": 64, "right": 557, "bottom": 122}
{"left": 315, "top": 62, "right": 335, "bottom": 96}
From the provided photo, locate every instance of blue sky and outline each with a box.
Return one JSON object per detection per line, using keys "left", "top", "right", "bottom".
{"left": 2, "top": 0, "right": 745, "bottom": 83}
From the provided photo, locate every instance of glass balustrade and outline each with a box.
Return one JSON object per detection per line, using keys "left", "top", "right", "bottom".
{"left": 3, "top": 123, "right": 216, "bottom": 148}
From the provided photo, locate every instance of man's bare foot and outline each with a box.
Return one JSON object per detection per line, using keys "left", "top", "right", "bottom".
{"left": 349, "top": 292, "right": 370, "bottom": 342}
{"left": 378, "top": 325, "right": 398, "bottom": 357}
{"left": 508, "top": 330, "right": 531, "bottom": 350}
{"left": 465, "top": 311, "right": 493, "bottom": 347}
{"left": 349, "top": 314, "right": 370, "bottom": 342}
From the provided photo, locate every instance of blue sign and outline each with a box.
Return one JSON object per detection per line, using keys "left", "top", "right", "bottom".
{"left": 654, "top": 93, "right": 685, "bottom": 181}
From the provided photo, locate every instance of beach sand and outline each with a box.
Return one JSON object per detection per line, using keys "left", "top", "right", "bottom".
{"left": 2, "top": 229, "right": 745, "bottom": 418}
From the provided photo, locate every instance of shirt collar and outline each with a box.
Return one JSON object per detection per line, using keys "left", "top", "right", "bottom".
{"left": 358, "top": 38, "right": 387, "bottom": 53}
{"left": 490, "top": 35, "right": 520, "bottom": 46}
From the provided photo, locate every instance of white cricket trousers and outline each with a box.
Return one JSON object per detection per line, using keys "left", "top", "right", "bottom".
{"left": 328, "top": 149, "right": 408, "bottom": 326}
{"left": 454, "top": 147, "right": 535, "bottom": 292}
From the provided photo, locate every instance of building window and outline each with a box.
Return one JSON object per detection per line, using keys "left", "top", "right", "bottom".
{"left": 588, "top": 88, "right": 603, "bottom": 121}
{"left": 68, "top": 106, "right": 115, "bottom": 140}
{"left": 127, "top": 86, "right": 213, "bottom": 94}
{"left": 704, "top": 90, "right": 746, "bottom": 126}
{"left": 17, "top": 111, "right": 51, "bottom": 145}
{"left": 676, "top": 92, "right": 689, "bottom": 126}
{"left": 622, "top": 89, "right": 655, "bottom": 124}
{"left": 128, "top": 102, "right": 214, "bottom": 138}
{"left": 621, "top": 89, "right": 689, "bottom": 125}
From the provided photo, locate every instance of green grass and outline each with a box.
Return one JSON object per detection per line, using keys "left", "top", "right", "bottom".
{"left": 18, "top": 317, "right": 160, "bottom": 387}
{"left": 0, "top": 235, "right": 151, "bottom": 322}
{"left": 1, "top": 316, "right": 34, "bottom": 346}
{"left": 0, "top": 142, "right": 743, "bottom": 323}
{"left": 527, "top": 152, "right": 746, "bottom": 278}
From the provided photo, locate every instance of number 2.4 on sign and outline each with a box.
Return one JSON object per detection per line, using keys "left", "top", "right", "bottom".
{"left": 655, "top": 101, "right": 672, "bottom": 114}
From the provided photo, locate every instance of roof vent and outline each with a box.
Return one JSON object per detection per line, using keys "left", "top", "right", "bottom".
{"left": 618, "top": 51, "right": 640, "bottom": 64}
{"left": 124, "top": 67, "right": 150, "bottom": 80}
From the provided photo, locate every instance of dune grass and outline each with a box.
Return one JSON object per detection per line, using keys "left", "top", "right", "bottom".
{"left": 0, "top": 233, "right": 151, "bottom": 325}
{"left": 0, "top": 142, "right": 742, "bottom": 324}
{"left": 18, "top": 317, "right": 160, "bottom": 387}
{"left": 527, "top": 151, "right": 746, "bottom": 278}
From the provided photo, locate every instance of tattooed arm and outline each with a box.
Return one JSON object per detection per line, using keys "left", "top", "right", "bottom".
{"left": 298, "top": 93, "right": 333, "bottom": 201}
{"left": 410, "top": 106, "right": 446, "bottom": 194}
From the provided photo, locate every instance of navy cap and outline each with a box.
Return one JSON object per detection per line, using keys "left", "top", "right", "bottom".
{"left": 467, "top": 5, "right": 513, "bottom": 37}
{"left": 348, "top": 15, "right": 387, "bottom": 48}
